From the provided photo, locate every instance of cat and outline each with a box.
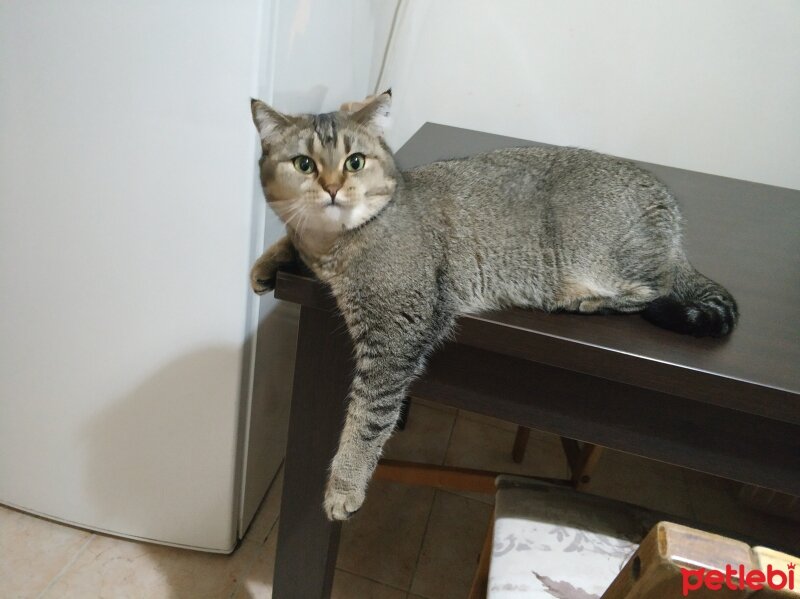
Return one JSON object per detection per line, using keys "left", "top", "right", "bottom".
{"left": 248, "top": 91, "right": 738, "bottom": 520}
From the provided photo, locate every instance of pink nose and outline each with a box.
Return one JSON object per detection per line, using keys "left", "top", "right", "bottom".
{"left": 324, "top": 183, "right": 341, "bottom": 200}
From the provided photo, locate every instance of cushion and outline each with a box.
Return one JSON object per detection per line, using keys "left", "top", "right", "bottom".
{"left": 488, "top": 476, "right": 657, "bottom": 599}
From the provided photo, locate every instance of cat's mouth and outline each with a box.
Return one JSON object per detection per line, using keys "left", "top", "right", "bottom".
{"left": 316, "top": 195, "right": 353, "bottom": 209}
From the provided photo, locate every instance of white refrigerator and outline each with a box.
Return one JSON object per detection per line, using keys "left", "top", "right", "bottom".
{"left": 0, "top": 0, "right": 279, "bottom": 553}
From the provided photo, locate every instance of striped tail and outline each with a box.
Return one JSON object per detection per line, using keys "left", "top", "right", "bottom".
{"left": 643, "top": 262, "right": 738, "bottom": 337}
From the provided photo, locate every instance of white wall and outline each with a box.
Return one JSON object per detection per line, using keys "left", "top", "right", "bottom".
{"left": 260, "top": 1, "right": 396, "bottom": 116}
{"left": 0, "top": 0, "right": 263, "bottom": 551}
{"left": 381, "top": 0, "right": 800, "bottom": 189}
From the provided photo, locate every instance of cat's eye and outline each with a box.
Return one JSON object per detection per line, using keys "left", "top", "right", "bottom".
{"left": 292, "top": 155, "right": 316, "bottom": 174}
{"left": 344, "top": 153, "right": 366, "bottom": 172}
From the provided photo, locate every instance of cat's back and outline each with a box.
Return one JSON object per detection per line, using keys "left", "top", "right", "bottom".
{"left": 400, "top": 145, "right": 673, "bottom": 217}
{"left": 402, "top": 146, "right": 557, "bottom": 198}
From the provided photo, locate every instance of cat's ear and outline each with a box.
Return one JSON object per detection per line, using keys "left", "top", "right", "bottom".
{"left": 349, "top": 89, "right": 392, "bottom": 136}
{"left": 251, "top": 99, "right": 293, "bottom": 147}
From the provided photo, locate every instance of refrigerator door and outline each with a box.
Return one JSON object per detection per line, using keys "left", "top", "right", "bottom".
{"left": 0, "top": 1, "right": 263, "bottom": 552}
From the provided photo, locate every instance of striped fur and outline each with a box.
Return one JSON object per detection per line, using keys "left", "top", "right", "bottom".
{"left": 249, "top": 93, "right": 738, "bottom": 520}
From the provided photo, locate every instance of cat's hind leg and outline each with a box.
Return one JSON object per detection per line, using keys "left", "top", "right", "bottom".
{"left": 577, "top": 295, "right": 648, "bottom": 314}
{"left": 559, "top": 278, "right": 659, "bottom": 315}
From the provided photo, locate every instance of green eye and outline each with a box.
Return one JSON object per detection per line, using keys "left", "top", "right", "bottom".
{"left": 344, "top": 153, "right": 365, "bottom": 172}
{"left": 292, "top": 155, "right": 316, "bottom": 174}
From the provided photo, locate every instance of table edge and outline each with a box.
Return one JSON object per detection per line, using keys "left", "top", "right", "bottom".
{"left": 274, "top": 271, "right": 799, "bottom": 425}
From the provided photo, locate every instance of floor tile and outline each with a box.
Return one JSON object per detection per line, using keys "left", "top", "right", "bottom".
{"left": 0, "top": 504, "right": 93, "bottom": 599}
{"left": 683, "top": 469, "right": 800, "bottom": 554}
{"left": 383, "top": 402, "right": 456, "bottom": 465}
{"left": 444, "top": 413, "right": 570, "bottom": 480}
{"left": 446, "top": 488, "right": 496, "bottom": 507}
{"left": 244, "top": 465, "right": 283, "bottom": 545}
{"left": 584, "top": 448, "right": 695, "bottom": 518}
{"left": 408, "top": 397, "right": 457, "bottom": 415}
{"left": 410, "top": 491, "right": 492, "bottom": 599}
{"left": 331, "top": 569, "right": 407, "bottom": 599}
{"left": 44, "top": 531, "right": 260, "bottom": 599}
{"left": 337, "top": 479, "right": 435, "bottom": 590}
{"left": 231, "top": 527, "right": 278, "bottom": 599}
{"left": 458, "top": 409, "right": 517, "bottom": 432}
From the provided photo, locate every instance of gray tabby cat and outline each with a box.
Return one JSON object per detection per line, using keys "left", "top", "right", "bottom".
{"left": 249, "top": 91, "right": 737, "bottom": 520}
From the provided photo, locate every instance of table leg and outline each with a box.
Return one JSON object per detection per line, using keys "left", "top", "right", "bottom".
{"left": 273, "top": 305, "right": 353, "bottom": 599}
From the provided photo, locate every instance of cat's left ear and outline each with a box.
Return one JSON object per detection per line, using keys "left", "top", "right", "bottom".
{"left": 350, "top": 89, "right": 392, "bottom": 136}
{"left": 251, "top": 99, "right": 293, "bottom": 148}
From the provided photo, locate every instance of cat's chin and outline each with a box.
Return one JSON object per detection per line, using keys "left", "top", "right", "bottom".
{"left": 319, "top": 202, "right": 376, "bottom": 231}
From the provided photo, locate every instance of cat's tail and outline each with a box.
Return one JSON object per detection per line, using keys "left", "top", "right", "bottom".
{"left": 642, "top": 261, "right": 738, "bottom": 337}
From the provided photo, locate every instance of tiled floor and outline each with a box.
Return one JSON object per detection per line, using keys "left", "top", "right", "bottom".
{"left": 1, "top": 398, "right": 797, "bottom": 598}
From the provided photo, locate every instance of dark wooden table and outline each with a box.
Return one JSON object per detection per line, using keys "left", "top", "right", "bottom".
{"left": 270, "top": 124, "right": 800, "bottom": 599}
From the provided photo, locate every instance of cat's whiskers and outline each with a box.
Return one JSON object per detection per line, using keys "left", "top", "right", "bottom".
{"left": 364, "top": 188, "right": 392, "bottom": 197}
{"left": 283, "top": 201, "right": 312, "bottom": 241}
{"left": 280, "top": 202, "right": 307, "bottom": 229}
{"left": 285, "top": 211, "right": 317, "bottom": 248}
{"left": 297, "top": 204, "right": 315, "bottom": 240}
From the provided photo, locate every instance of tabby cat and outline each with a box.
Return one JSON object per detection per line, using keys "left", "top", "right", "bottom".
{"left": 249, "top": 91, "right": 737, "bottom": 520}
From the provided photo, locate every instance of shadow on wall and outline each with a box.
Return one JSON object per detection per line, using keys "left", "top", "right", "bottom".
{"left": 75, "top": 301, "right": 299, "bottom": 596}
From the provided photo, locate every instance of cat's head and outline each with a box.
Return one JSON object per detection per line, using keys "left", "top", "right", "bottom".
{"left": 250, "top": 91, "right": 398, "bottom": 239}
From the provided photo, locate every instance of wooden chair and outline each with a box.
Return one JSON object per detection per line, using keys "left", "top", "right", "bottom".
{"left": 398, "top": 396, "right": 605, "bottom": 491}
{"left": 381, "top": 398, "right": 800, "bottom": 598}
{"left": 373, "top": 464, "right": 648, "bottom": 598}
{"left": 373, "top": 460, "right": 517, "bottom": 599}
{"left": 513, "top": 425, "right": 604, "bottom": 491}
{"left": 381, "top": 397, "right": 612, "bottom": 598}
{"left": 602, "top": 522, "right": 799, "bottom": 599}
{"left": 487, "top": 476, "right": 657, "bottom": 598}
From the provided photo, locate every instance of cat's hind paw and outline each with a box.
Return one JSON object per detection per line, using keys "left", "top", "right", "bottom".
{"left": 323, "top": 479, "right": 365, "bottom": 521}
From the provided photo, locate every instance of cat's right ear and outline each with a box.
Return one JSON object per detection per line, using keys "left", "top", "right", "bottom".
{"left": 349, "top": 90, "right": 392, "bottom": 136}
{"left": 251, "top": 99, "right": 293, "bottom": 148}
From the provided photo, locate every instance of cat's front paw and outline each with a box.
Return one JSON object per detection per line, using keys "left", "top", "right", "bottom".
{"left": 251, "top": 275, "right": 274, "bottom": 295}
{"left": 250, "top": 261, "right": 277, "bottom": 295}
{"left": 323, "top": 477, "right": 366, "bottom": 521}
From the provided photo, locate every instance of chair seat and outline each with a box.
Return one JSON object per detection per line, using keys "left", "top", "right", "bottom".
{"left": 488, "top": 476, "right": 657, "bottom": 598}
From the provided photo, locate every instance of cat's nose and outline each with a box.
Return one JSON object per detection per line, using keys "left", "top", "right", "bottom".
{"left": 324, "top": 183, "right": 341, "bottom": 202}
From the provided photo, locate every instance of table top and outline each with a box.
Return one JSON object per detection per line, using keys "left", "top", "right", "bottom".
{"left": 275, "top": 123, "right": 800, "bottom": 425}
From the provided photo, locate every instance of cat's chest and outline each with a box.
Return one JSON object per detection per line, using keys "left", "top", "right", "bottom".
{"left": 292, "top": 236, "right": 352, "bottom": 285}
{"left": 289, "top": 226, "right": 339, "bottom": 258}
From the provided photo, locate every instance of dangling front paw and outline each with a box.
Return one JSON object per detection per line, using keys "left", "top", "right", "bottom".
{"left": 323, "top": 476, "right": 366, "bottom": 521}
